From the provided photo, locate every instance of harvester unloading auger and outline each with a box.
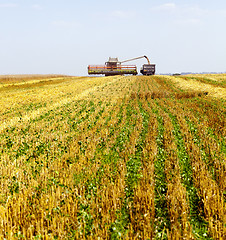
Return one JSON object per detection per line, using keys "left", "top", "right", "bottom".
{"left": 88, "top": 55, "right": 155, "bottom": 76}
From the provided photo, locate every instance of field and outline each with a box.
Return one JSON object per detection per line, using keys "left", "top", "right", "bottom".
{"left": 0, "top": 74, "right": 225, "bottom": 239}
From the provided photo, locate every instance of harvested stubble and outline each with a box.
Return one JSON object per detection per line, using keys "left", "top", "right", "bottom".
{"left": 0, "top": 74, "right": 225, "bottom": 239}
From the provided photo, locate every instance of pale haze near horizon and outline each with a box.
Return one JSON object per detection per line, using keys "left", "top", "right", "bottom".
{"left": 0, "top": 0, "right": 226, "bottom": 76}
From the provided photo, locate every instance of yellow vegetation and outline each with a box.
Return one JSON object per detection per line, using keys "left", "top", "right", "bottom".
{"left": 0, "top": 74, "right": 225, "bottom": 239}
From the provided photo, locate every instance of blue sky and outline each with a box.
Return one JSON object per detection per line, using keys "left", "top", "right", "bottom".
{"left": 0, "top": 0, "right": 226, "bottom": 75}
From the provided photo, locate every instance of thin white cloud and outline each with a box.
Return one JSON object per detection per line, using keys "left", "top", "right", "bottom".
{"left": 32, "top": 4, "right": 42, "bottom": 10}
{"left": 150, "top": 3, "right": 212, "bottom": 26}
{"left": 174, "top": 18, "right": 202, "bottom": 26}
{"left": 150, "top": 3, "right": 209, "bottom": 16}
{"left": 151, "top": 3, "right": 176, "bottom": 11}
{"left": 110, "top": 10, "right": 136, "bottom": 19}
{"left": 184, "top": 6, "right": 209, "bottom": 16}
{"left": 0, "top": 3, "right": 17, "bottom": 8}
{"left": 52, "top": 20, "right": 81, "bottom": 28}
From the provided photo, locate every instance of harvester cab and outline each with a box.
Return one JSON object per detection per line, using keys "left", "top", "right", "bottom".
{"left": 105, "top": 57, "right": 120, "bottom": 70}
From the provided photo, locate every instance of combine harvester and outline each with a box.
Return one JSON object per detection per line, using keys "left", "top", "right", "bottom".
{"left": 88, "top": 55, "right": 155, "bottom": 76}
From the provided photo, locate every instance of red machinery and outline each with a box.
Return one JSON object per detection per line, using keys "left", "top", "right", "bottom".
{"left": 88, "top": 57, "right": 137, "bottom": 76}
{"left": 88, "top": 56, "right": 155, "bottom": 76}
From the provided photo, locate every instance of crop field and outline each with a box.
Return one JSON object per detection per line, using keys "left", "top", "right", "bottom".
{"left": 0, "top": 74, "right": 225, "bottom": 239}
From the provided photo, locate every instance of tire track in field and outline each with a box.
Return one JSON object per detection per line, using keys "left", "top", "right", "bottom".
{"left": 0, "top": 77, "right": 121, "bottom": 133}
